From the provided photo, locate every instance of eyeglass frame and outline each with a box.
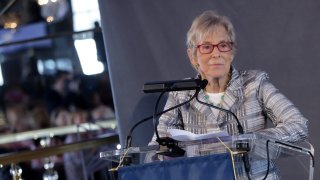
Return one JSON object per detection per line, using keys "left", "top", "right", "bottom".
{"left": 196, "top": 41, "right": 234, "bottom": 54}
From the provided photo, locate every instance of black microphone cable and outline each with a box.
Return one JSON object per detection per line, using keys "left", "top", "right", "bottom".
{"left": 262, "top": 140, "right": 271, "bottom": 180}
{"left": 262, "top": 139, "right": 315, "bottom": 180}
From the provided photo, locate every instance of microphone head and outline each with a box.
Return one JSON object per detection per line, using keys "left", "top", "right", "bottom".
{"left": 143, "top": 78, "right": 204, "bottom": 93}
{"left": 199, "top": 79, "right": 208, "bottom": 89}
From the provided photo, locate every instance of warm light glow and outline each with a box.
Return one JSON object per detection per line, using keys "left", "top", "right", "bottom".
{"left": 38, "top": 0, "right": 49, "bottom": 5}
{"left": 4, "top": 22, "right": 17, "bottom": 29}
{"left": 51, "top": 0, "right": 58, "bottom": 2}
{"left": 74, "top": 39, "right": 104, "bottom": 75}
{"left": 46, "top": 16, "right": 54, "bottom": 22}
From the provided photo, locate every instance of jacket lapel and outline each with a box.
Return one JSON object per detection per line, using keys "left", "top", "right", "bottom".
{"left": 218, "top": 68, "right": 245, "bottom": 125}
{"left": 191, "top": 67, "right": 245, "bottom": 129}
{"left": 195, "top": 90, "right": 216, "bottom": 120}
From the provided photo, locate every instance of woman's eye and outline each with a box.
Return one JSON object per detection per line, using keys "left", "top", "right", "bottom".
{"left": 219, "top": 43, "right": 228, "bottom": 48}
{"left": 202, "top": 45, "right": 212, "bottom": 49}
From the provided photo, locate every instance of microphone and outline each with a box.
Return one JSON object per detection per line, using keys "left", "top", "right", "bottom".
{"left": 143, "top": 78, "right": 204, "bottom": 93}
{"left": 125, "top": 79, "right": 208, "bottom": 151}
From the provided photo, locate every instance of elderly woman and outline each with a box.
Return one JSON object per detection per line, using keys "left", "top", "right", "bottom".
{"left": 148, "top": 10, "right": 308, "bottom": 179}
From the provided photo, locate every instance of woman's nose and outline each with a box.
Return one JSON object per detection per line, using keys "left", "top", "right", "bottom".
{"left": 210, "top": 47, "right": 221, "bottom": 58}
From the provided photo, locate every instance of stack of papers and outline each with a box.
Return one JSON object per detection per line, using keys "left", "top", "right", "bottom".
{"left": 167, "top": 129, "right": 229, "bottom": 141}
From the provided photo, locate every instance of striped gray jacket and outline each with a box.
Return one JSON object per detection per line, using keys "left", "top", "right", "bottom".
{"left": 152, "top": 67, "right": 308, "bottom": 142}
{"left": 149, "top": 67, "right": 308, "bottom": 179}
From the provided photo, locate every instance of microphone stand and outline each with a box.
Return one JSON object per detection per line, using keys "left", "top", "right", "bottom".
{"left": 114, "top": 79, "right": 208, "bottom": 170}
{"left": 195, "top": 95, "right": 251, "bottom": 179}
{"left": 120, "top": 91, "right": 194, "bottom": 167}
{"left": 152, "top": 80, "right": 207, "bottom": 157}
{"left": 152, "top": 90, "right": 186, "bottom": 157}
{"left": 124, "top": 91, "right": 199, "bottom": 149}
{"left": 125, "top": 80, "right": 208, "bottom": 149}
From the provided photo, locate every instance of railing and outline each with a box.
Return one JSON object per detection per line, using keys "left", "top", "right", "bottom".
{"left": 0, "top": 134, "right": 119, "bottom": 166}
{"left": 0, "top": 119, "right": 117, "bottom": 144}
{"left": 0, "top": 119, "right": 118, "bottom": 180}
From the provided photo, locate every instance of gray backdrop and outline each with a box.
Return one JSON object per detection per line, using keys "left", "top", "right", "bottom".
{"left": 98, "top": 0, "right": 319, "bottom": 179}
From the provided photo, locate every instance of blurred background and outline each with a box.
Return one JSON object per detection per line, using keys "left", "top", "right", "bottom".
{"left": 0, "top": 0, "right": 117, "bottom": 179}
{"left": 0, "top": 0, "right": 115, "bottom": 131}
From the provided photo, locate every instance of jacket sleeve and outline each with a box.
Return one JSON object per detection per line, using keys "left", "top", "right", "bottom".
{"left": 256, "top": 73, "right": 308, "bottom": 143}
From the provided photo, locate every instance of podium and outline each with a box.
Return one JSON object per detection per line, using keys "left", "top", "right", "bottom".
{"left": 100, "top": 133, "right": 314, "bottom": 180}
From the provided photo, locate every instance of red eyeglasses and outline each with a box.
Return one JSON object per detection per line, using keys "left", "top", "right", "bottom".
{"left": 197, "top": 42, "right": 234, "bottom": 54}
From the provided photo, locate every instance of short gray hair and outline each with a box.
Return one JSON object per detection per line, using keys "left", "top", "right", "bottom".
{"left": 186, "top": 10, "right": 236, "bottom": 57}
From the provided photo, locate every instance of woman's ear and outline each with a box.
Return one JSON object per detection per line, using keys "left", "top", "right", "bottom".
{"left": 187, "top": 48, "right": 197, "bottom": 67}
{"left": 231, "top": 53, "right": 235, "bottom": 62}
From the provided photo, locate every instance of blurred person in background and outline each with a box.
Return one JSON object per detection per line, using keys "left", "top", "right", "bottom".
{"left": 90, "top": 92, "right": 115, "bottom": 121}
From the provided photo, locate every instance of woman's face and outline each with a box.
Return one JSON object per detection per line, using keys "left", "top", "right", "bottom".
{"left": 188, "top": 25, "right": 234, "bottom": 80}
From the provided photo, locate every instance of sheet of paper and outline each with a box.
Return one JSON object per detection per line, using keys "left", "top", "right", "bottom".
{"left": 167, "top": 128, "right": 229, "bottom": 141}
